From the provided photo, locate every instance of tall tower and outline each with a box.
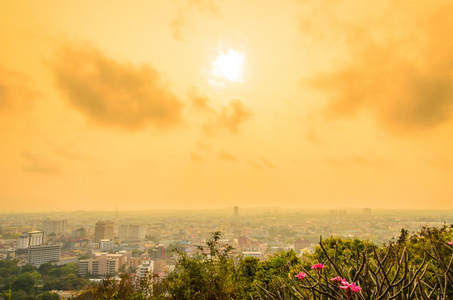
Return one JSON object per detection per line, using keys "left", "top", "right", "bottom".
{"left": 94, "top": 221, "right": 114, "bottom": 242}
{"left": 234, "top": 206, "right": 239, "bottom": 217}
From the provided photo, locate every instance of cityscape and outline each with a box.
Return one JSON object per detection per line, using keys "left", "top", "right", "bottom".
{"left": 1, "top": 0, "right": 453, "bottom": 298}
{"left": 1, "top": 208, "right": 452, "bottom": 292}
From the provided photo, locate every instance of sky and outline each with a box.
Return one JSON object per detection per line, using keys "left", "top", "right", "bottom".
{"left": 1, "top": 0, "right": 453, "bottom": 212}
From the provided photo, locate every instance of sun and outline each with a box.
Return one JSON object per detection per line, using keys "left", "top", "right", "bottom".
{"left": 211, "top": 49, "right": 244, "bottom": 82}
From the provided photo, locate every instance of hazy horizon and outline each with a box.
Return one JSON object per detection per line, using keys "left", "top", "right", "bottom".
{"left": 1, "top": 1, "right": 453, "bottom": 212}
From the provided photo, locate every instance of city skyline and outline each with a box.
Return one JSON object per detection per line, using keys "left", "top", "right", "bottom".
{"left": 1, "top": 1, "right": 453, "bottom": 212}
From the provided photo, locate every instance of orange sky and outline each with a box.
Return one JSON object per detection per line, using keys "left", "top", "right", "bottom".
{"left": 1, "top": 0, "right": 453, "bottom": 212}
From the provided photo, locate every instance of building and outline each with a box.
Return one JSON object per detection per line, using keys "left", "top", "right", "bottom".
{"left": 242, "top": 251, "right": 262, "bottom": 259}
{"left": 152, "top": 259, "right": 166, "bottom": 273}
{"left": 94, "top": 221, "right": 114, "bottom": 242}
{"left": 42, "top": 219, "right": 67, "bottom": 235}
{"left": 72, "top": 227, "right": 86, "bottom": 238}
{"left": 18, "top": 231, "right": 45, "bottom": 249}
{"left": 78, "top": 257, "right": 118, "bottom": 276}
{"left": 238, "top": 236, "right": 250, "bottom": 248}
{"left": 28, "top": 244, "right": 61, "bottom": 267}
{"left": 100, "top": 239, "right": 115, "bottom": 251}
{"left": 234, "top": 206, "right": 238, "bottom": 217}
{"left": 136, "top": 261, "right": 153, "bottom": 283}
{"left": 149, "top": 245, "right": 165, "bottom": 260}
{"left": 128, "top": 254, "right": 150, "bottom": 270}
{"left": 295, "top": 239, "right": 311, "bottom": 253}
{"left": 78, "top": 252, "right": 130, "bottom": 276}
{"left": 118, "top": 224, "right": 146, "bottom": 240}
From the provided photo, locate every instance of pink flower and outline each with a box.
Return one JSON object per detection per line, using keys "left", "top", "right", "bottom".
{"left": 295, "top": 272, "right": 306, "bottom": 281}
{"left": 340, "top": 281, "right": 362, "bottom": 292}
{"left": 330, "top": 277, "right": 343, "bottom": 283}
{"left": 311, "top": 263, "right": 325, "bottom": 270}
{"left": 448, "top": 241, "right": 453, "bottom": 245}
{"left": 349, "top": 283, "right": 362, "bottom": 292}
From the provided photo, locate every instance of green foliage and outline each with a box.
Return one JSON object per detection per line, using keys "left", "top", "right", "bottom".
{"left": 38, "top": 263, "right": 54, "bottom": 275}
{"left": 11, "top": 272, "right": 36, "bottom": 294}
{"left": 21, "top": 264, "right": 35, "bottom": 274}
{"left": 166, "top": 231, "right": 237, "bottom": 299}
{"left": 75, "top": 273, "right": 161, "bottom": 300}
{"left": 37, "top": 291, "right": 62, "bottom": 300}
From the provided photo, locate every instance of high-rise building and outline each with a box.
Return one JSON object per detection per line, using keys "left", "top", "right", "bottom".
{"left": 118, "top": 224, "right": 146, "bottom": 240}
{"left": 136, "top": 261, "right": 153, "bottom": 283}
{"left": 42, "top": 219, "right": 67, "bottom": 235}
{"left": 149, "top": 245, "right": 165, "bottom": 260}
{"left": 94, "top": 221, "right": 114, "bottom": 242}
{"left": 18, "top": 231, "right": 45, "bottom": 249}
{"left": 28, "top": 244, "right": 60, "bottom": 267}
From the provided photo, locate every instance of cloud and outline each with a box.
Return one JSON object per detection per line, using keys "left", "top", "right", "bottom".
{"left": 218, "top": 99, "right": 252, "bottom": 133}
{"left": 189, "top": 90, "right": 252, "bottom": 134}
{"left": 247, "top": 160, "right": 262, "bottom": 169}
{"left": 218, "top": 150, "right": 237, "bottom": 162}
{"left": 0, "top": 65, "right": 36, "bottom": 112}
{"left": 50, "top": 44, "right": 183, "bottom": 130}
{"left": 305, "top": 2, "right": 453, "bottom": 133}
{"left": 21, "top": 151, "right": 59, "bottom": 174}
{"left": 170, "top": 0, "right": 221, "bottom": 42}
{"left": 325, "top": 153, "right": 384, "bottom": 168}
{"left": 190, "top": 151, "right": 203, "bottom": 162}
{"left": 261, "top": 157, "right": 277, "bottom": 169}
{"left": 429, "top": 158, "right": 453, "bottom": 171}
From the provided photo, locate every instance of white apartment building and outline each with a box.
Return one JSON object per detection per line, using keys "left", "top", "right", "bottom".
{"left": 28, "top": 244, "right": 61, "bottom": 267}
{"left": 18, "top": 231, "right": 45, "bottom": 249}
{"left": 100, "top": 239, "right": 115, "bottom": 251}
{"left": 136, "top": 261, "right": 153, "bottom": 283}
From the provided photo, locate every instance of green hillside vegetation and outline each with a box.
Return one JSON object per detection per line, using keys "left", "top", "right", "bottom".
{"left": 71, "top": 225, "right": 453, "bottom": 300}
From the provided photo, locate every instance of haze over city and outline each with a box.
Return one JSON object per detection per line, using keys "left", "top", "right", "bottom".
{"left": 1, "top": 1, "right": 453, "bottom": 212}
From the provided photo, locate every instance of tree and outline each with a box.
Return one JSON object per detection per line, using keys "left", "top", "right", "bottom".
{"left": 11, "top": 273, "right": 35, "bottom": 294}
{"left": 37, "top": 291, "right": 61, "bottom": 300}
{"left": 38, "top": 263, "right": 53, "bottom": 276}
{"left": 21, "top": 265, "right": 35, "bottom": 274}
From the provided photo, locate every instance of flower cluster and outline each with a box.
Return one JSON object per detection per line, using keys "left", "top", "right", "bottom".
{"left": 330, "top": 277, "right": 362, "bottom": 292}
{"left": 295, "top": 272, "right": 306, "bottom": 281}
{"left": 329, "top": 276, "right": 344, "bottom": 283}
{"left": 448, "top": 241, "right": 453, "bottom": 245}
{"left": 340, "top": 280, "right": 362, "bottom": 292}
{"left": 311, "top": 263, "right": 325, "bottom": 270}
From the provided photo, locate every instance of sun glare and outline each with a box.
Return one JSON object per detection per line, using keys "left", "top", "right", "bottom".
{"left": 211, "top": 49, "right": 244, "bottom": 82}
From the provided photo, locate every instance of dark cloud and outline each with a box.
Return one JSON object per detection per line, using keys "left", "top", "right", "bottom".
{"left": 21, "top": 151, "right": 59, "bottom": 174}
{"left": 190, "top": 90, "right": 252, "bottom": 134}
{"left": 218, "top": 150, "right": 238, "bottom": 162}
{"left": 306, "top": 2, "right": 453, "bottom": 133}
{"left": 51, "top": 45, "right": 183, "bottom": 130}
